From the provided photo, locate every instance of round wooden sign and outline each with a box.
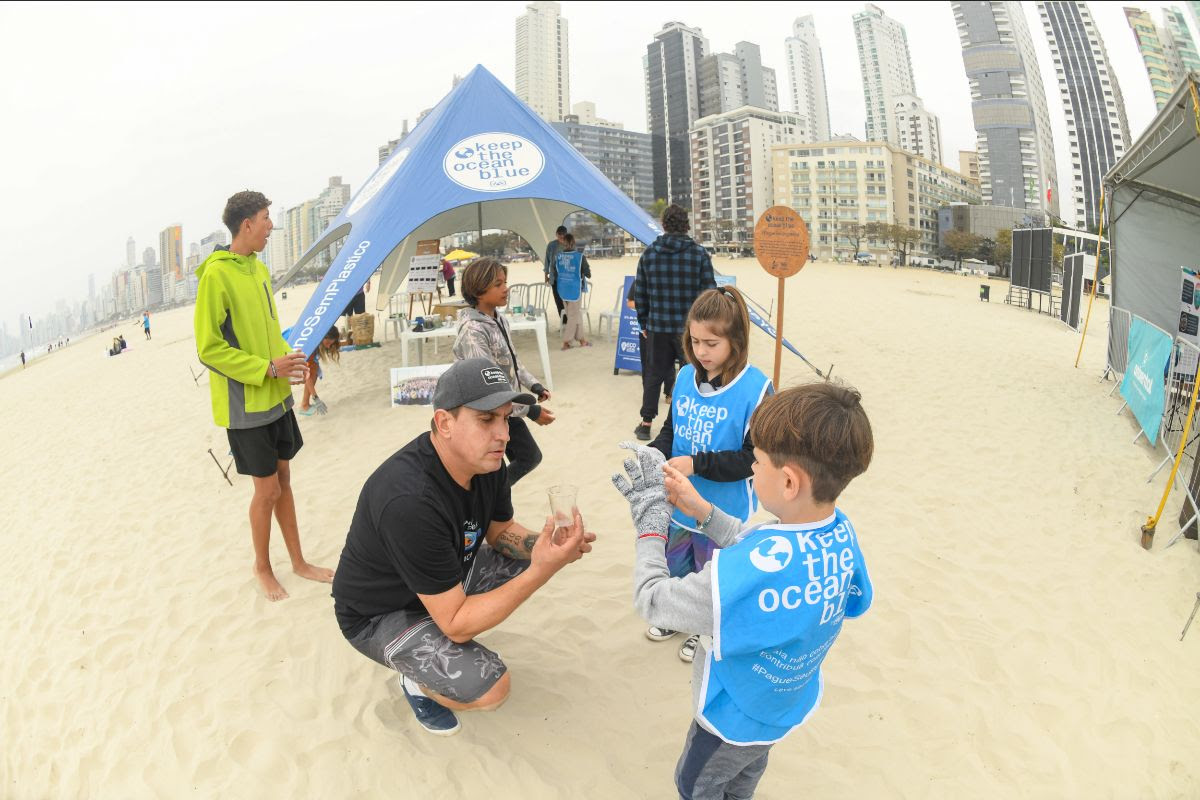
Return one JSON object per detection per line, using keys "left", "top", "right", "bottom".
{"left": 754, "top": 206, "right": 809, "bottom": 278}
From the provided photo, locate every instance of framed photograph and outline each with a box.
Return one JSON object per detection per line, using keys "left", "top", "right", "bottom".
{"left": 390, "top": 364, "right": 453, "bottom": 407}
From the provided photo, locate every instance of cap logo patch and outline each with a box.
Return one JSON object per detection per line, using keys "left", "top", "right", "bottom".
{"left": 481, "top": 367, "right": 506, "bottom": 386}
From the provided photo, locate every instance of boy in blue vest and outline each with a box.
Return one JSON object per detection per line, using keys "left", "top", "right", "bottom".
{"left": 612, "top": 382, "right": 874, "bottom": 800}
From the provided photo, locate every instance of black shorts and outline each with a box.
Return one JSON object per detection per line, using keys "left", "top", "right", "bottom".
{"left": 345, "top": 292, "right": 366, "bottom": 316}
{"left": 226, "top": 409, "right": 303, "bottom": 477}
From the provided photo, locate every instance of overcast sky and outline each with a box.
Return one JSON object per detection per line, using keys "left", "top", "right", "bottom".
{"left": 0, "top": 0, "right": 1185, "bottom": 326}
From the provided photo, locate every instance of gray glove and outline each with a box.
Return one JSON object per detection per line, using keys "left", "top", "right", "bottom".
{"left": 611, "top": 441, "right": 671, "bottom": 537}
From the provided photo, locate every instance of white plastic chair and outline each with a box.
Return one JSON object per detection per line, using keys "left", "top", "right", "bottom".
{"left": 581, "top": 282, "right": 593, "bottom": 334}
{"left": 506, "top": 283, "right": 529, "bottom": 313}
{"left": 598, "top": 283, "right": 624, "bottom": 338}
{"left": 526, "top": 282, "right": 553, "bottom": 325}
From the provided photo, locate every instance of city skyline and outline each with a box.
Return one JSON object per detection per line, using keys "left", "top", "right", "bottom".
{"left": 0, "top": 1, "right": 1186, "bottom": 327}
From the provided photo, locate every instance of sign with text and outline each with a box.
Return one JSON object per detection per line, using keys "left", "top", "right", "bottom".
{"left": 754, "top": 206, "right": 809, "bottom": 278}
{"left": 1120, "top": 317, "right": 1172, "bottom": 445}
{"left": 614, "top": 275, "right": 642, "bottom": 374}
{"left": 1176, "top": 267, "right": 1200, "bottom": 377}
{"left": 408, "top": 240, "right": 444, "bottom": 293}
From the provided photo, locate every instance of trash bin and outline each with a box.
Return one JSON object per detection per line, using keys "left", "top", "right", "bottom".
{"left": 979, "top": 284, "right": 990, "bottom": 302}
{"left": 282, "top": 291, "right": 288, "bottom": 300}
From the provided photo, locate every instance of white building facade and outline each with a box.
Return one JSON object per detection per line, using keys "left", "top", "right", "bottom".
{"left": 784, "top": 16, "right": 832, "bottom": 143}
{"left": 515, "top": 1, "right": 570, "bottom": 122}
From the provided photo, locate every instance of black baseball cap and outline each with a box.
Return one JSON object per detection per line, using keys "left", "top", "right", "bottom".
{"left": 433, "top": 358, "right": 536, "bottom": 411}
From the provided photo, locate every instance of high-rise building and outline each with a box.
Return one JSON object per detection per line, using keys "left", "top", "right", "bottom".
{"left": 952, "top": 1, "right": 1059, "bottom": 218}
{"left": 784, "top": 16, "right": 832, "bottom": 143}
{"left": 772, "top": 139, "right": 981, "bottom": 259}
{"left": 691, "top": 107, "right": 807, "bottom": 247}
{"left": 264, "top": 226, "right": 290, "bottom": 275}
{"left": 551, "top": 116, "right": 653, "bottom": 208}
{"left": 853, "top": 4, "right": 915, "bottom": 145}
{"left": 571, "top": 101, "right": 623, "bottom": 129}
{"left": 645, "top": 21, "right": 710, "bottom": 208}
{"left": 88, "top": 273, "right": 96, "bottom": 302}
{"left": 142, "top": 246, "right": 156, "bottom": 267}
{"left": 158, "top": 225, "right": 182, "bottom": 304}
{"left": 892, "top": 94, "right": 942, "bottom": 164}
{"left": 1125, "top": 7, "right": 1181, "bottom": 110}
{"left": 199, "top": 229, "right": 230, "bottom": 260}
{"left": 1162, "top": 6, "right": 1200, "bottom": 74}
{"left": 1039, "top": 1, "right": 1130, "bottom": 228}
{"left": 959, "top": 150, "right": 981, "bottom": 185}
{"left": 697, "top": 42, "right": 779, "bottom": 119}
{"left": 125, "top": 236, "right": 135, "bottom": 268}
{"left": 285, "top": 177, "right": 351, "bottom": 275}
{"left": 515, "top": 1, "right": 570, "bottom": 122}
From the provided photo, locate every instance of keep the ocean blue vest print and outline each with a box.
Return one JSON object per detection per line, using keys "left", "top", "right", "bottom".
{"left": 556, "top": 251, "right": 583, "bottom": 302}
{"left": 670, "top": 364, "right": 771, "bottom": 530}
{"left": 700, "top": 512, "right": 873, "bottom": 744}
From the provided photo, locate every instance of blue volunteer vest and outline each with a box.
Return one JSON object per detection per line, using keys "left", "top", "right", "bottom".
{"left": 556, "top": 251, "right": 584, "bottom": 302}
{"left": 671, "top": 364, "right": 771, "bottom": 531}
{"left": 700, "top": 512, "right": 873, "bottom": 745}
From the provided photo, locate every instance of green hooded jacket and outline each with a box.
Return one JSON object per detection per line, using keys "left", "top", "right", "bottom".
{"left": 193, "top": 248, "right": 293, "bottom": 429}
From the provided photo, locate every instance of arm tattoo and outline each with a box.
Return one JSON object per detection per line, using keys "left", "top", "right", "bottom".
{"left": 494, "top": 529, "right": 534, "bottom": 560}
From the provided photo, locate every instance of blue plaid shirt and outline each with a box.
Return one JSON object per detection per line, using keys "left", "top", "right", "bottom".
{"left": 633, "top": 234, "right": 717, "bottom": 334}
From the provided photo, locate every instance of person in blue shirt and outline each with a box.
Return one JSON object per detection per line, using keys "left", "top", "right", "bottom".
{"left": 612, "top": 381, "right": 875, "bottom": 800}
{"left": 645, "top": 286, "right": 772, "bottom": 662}
{"left": 551, "top": 233, "right": 592, "bottom": 349}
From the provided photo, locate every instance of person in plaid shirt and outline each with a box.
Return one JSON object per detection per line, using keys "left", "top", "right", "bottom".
{"left": 631, "top": 204, "right": 716, "bottom": 440}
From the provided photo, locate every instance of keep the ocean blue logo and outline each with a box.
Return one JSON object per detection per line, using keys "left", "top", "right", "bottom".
{"left": 443, "top": 132, "right": 545, "bottom": 192}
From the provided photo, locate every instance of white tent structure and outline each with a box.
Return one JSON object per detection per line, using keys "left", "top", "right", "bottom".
{"left": 1104, "top": 71, "right": 1200, "bottom": 371}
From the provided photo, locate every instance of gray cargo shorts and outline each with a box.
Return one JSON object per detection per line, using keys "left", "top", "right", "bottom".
{"left": 346, "top": 543, "right": 529, "bottom": 703}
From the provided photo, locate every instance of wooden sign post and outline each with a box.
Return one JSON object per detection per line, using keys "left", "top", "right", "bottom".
{"left": 753, "top": 206, "right": 810, "bottom": 388}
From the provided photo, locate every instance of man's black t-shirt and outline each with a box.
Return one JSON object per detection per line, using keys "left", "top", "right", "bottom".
{"left": 332, "top": 432, "right": 513, "bottom": 637}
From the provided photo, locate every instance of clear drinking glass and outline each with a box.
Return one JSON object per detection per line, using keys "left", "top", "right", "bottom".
{"left": 547, "top": 485, "right": 578, "bottom": 544}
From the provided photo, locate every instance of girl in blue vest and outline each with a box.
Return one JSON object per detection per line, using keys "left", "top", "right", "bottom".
{"left": 647, "top": 286, "right": 772, "bottom": 662}
{"left": 553, "top": 232, "right": 592, "bottom": 349}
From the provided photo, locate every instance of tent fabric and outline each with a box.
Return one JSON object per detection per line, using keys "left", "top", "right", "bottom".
{"left": 280, "top": 65, "right": 663, "bottom": 355}
{"left": 1105, "top": 72, "right": 1200, "bottom": 345}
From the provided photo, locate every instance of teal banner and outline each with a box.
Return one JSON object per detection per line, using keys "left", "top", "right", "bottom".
{"left": 1120, "top": 317, "right": 1172, "bottom": 445}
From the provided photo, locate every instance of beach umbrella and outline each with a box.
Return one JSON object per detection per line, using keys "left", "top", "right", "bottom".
{"left": 445, "top": 249, "right": 479, "bottom": 261}
{"left": 278, "top": 65, "right": 662, "bottom": 356}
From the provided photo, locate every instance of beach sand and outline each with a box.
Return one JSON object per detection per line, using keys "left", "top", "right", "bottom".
{"left": 2, "top": 257, "right": 1198, "bottom": 798}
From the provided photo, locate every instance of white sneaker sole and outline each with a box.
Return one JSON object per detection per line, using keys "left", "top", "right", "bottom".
{"left": 645, "top": 628, "right": 678, "bottom": 642}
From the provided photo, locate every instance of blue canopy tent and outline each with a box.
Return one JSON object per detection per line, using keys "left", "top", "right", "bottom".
{"left": 280, "top": 64, "right": 662, "bottom": 355}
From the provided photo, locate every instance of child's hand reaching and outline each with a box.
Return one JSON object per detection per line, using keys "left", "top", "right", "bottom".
{"left": 663, "top": 462, "right": 713, "bottom": 524}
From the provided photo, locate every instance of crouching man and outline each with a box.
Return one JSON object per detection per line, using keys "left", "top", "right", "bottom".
{"left": 332, "top": 357, "right": 595, "bottom": 735}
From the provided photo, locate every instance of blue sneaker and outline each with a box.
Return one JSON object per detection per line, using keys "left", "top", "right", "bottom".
{"left": 401, "top": 681, "right": 460, "bottom": 736}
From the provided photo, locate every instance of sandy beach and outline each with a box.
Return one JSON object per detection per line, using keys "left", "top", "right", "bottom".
{"left": 2, "top": 256, "right": 1198, "bottom": 798}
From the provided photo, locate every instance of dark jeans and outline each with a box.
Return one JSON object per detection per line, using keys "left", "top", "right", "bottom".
{"left": 675, "top": 721, "right": 772, "bottom": 800}
{"left": 551, "top": 283, "right": 565, "bottom": 323}
{"left": 641, "top": 331, "right": 685, "bottom": 422}
{"left": 446, "top": 276, "right": 456, "bottom": 296}
{"left": 506, "top": 416, "right": 542, "bottom": 486}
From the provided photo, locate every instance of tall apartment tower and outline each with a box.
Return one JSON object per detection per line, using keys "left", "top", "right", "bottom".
{"left": 515, "top": 1, "right": 570, "bottom": 122}
{"left": 784, "top": 16, "right": 832, "bottom": 143}
{"left": 1038, "top": 1, "right": 1130, "bottom": 228}
{"left": 853, "top": 4, "right": 915, "bottom": 144}
{"left": 1162, "top": 7, "right": 1200, "bottom": 74}
{"left": 125, "top": 237, "right": 135, "bottom": 268}
{"left": 645, "top": 21, "right": 710, "bottom": 207}
{"left": 158, "top": 225, "right": 182, "bottom": 304}
{"left": 1124, "top": 7, "right": 1188, "bottom": 110}
{"left": 697, "top": 42, "right": 779, "bottom": 119}
{"left": 952, "top": 1, "right": 1060, "bottom": 219}
{"left": 893, "top": 94, "right": 943, "bottom": 164}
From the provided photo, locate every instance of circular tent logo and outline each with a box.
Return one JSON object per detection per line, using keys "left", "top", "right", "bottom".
{"left": 347, "top": 148, "right": 409, "bottom": 216}
{"left": 748, "top": 536, "right": 793, "bottom": 573}
{"left": 443, "top": 132, "right": 545, "bottom": 193}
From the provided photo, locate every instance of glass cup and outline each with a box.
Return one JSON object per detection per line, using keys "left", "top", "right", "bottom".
{"left": 547, "top": 485, "right": 578, "bottom": 544}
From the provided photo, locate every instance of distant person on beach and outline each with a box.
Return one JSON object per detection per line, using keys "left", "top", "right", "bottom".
{"left": 442, "top": 257, "right": 457, "bottom": 296}
{"left": 142, "top": 312, "right": 151, "bottom": 340}
{"left": 543, "top": 225, "right": 568, "bottom": 324}
{"left": 453, "top": 258, "right": 554, "bottom": 487}
{"left": 118, "top": 335, "right": 127, "bottom": 351}
{"left": 552, "top": 233, "right": 591, "bottom": 349}
{"left": 612, "top": 382, "right": 874, "bottom": 800}
{"left": 332, "top": 357, "right": 595, "bottom": 736}
{"left": 19, "top": 351, "right": 25, "bottom": 368}
{"left": 298, "top": 327, "right": 340, "bottom": 416}
{"left": 631, "top": 204, "right": 715, "bottom": 441}
{"left": 194, "top": 189, "right": 333, "bottom": 602}
{"left": 343, "top": 278, "right": 370, "bottom": 326}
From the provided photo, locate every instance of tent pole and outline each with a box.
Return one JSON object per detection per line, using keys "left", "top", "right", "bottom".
{"left": 477, "top": 202, "right": 483, "bottom": 249}
{"left": 1074, "top": 187, "right": 1106, "bottom": 369}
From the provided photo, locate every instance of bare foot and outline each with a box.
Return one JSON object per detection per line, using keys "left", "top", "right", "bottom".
{"left": 254, "top": 565, "right": 290, "bottom": 601}
{"left": 561, "top": 342, "right": 571, "bottom": 350}
{"left": 294, "top": 561, "right": 335, "bottom": 584}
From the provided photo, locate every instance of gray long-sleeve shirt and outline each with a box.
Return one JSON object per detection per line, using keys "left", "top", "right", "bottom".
{"left": 632, "top": 506, "right": 745, "bottom": 714}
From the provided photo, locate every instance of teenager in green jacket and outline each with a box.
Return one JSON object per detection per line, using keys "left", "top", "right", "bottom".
{"left": 194, "top": 190, "right": 333, "bottom": 601}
